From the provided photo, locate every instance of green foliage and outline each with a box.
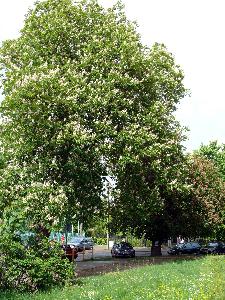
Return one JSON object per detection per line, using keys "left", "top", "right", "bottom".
{"left": 0, "top": 233, "right": 74, "bottom": 292}
{"left": 124, "top": 234, "right": 152, "bottom": 247}
{"left": 111, "top": 156, "right": 190, "bottom": 243}
{"left": 194, "top": 141, "right": 225, "bottom": 239}
{"left": 92, "top": 236, "right": 107, "bottom": 245}
{"left": 184, "top": 154, "right": 225, "bottom": 238}
{"left": 196, "top": 141, "right": 225, "bottom": 181}
{"left": 0, "top": 0, "right": 188, "bottom": 248}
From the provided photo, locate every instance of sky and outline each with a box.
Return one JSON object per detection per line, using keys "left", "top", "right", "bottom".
{"left": 0, "top": 0, "right": 225, "bottom": 152}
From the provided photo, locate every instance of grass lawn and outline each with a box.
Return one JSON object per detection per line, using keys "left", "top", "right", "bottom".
{"left": 1, "top": 256, "right": 225, "bottom": 300}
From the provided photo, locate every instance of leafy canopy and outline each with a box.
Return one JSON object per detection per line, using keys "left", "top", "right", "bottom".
{"left": 195, "top": 141, "right": 225, "bottom": 181}
{"left": 0, "top": 0, "right": 187, "bottom": 241}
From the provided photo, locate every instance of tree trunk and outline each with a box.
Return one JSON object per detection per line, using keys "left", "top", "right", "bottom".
{"left": 151, "top": 240, "right": 162, "bottom": 256}
{"left": 37, "top": 224, "right": 50, "bottom": 238}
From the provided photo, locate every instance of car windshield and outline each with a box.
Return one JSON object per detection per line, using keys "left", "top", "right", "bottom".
{"left": 69, "top": 237, "right": 83, "bottom": 243}
{"left": 207, "top": 242, "right": 218, "bottom": 248}
{"left": 119, "top": 243, "right": 132, "bottom": 249}
{"left": 192, "top": 243, "right": 199, "bottom": 247}
{"left": 175, "top": 243, "right": 184, "bottom": 249}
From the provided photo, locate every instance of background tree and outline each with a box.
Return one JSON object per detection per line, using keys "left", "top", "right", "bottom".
{"left": 196, "top": 141, "right": 225, "bottom": 181}
{"left": 194, "top": 142, "right": 225, "bottom": 240}
{"left": 183, "top": 154, "right": 225, "bottom": 239}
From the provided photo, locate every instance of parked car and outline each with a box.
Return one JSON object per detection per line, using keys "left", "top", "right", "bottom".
{"left": 67, "top": 237, "right": 94, "bottom": 251}
{"left": 168, "top": 242, "right": 201, "bottom": 255}
{"left": 200, "top": 242, "right": 225, "bottom": 255}
{"left": 62, "top": 244, "right": 78, "bottom": 261}
{"left": 111, "top": 242, "right": 135, "bottom": 258}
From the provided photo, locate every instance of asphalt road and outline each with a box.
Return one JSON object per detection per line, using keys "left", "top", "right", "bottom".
{"left": 75, "top": 245, "right": 171, "bottom": 276}
{"left": 76, "top": 245, "right": 169, "bottom": 261}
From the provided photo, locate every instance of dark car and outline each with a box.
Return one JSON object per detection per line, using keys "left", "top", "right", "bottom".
{"left": 62, "top": 244, "right": 78, "bottom": 261}
{"left": 111, "top": 242, "right": 135, "bottom": 258}
{"left": 168, "top": 242, "right": 201, "bottom": 255}
{"left": 200, "top": 242, "right": 225, "bottom": 255}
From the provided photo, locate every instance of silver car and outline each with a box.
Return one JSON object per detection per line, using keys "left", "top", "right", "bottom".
{"left": 67, "top": 237, "right": 94, "bottom": 251}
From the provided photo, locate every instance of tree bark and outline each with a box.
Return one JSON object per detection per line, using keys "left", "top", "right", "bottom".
{"left": 37, "top": 224, "right": 51, "bottom": 238}
{"left": 151, "top": 240, "right": 162, "bottom": 256}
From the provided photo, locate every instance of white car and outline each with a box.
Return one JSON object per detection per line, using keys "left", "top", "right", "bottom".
{"left": 67, "top": 237, "right": 94, "bottom": 251}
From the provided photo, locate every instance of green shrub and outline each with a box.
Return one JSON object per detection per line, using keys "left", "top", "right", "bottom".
{"left": 113, "top": 235, "right": 152, "bottom": 247}
{"left": 92, "top": 237, "right": 107, "bottom": 245}
{"left": 0, "top": 233, "right": 75, "bottom": 292}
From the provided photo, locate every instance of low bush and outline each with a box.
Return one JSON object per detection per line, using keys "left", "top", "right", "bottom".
{"left": 92, "top": 237, "right": 107, "bottom": 245}
{"left": 0, "top": 233, "right": 75, "bottom": 292}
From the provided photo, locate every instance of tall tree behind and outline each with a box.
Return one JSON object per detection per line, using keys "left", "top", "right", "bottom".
{"left": 194, "top": 142, "right": 225, "bottom": 240}
{"left": 196, "top": 141, "right": 225, "bottom": 181}
{"left": 184, "top": 155, "right": 225, "bottom": 239}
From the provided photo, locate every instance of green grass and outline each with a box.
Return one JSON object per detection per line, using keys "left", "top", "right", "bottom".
{"left": 1, "top": 256, "right": 225, "bottom": 300}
